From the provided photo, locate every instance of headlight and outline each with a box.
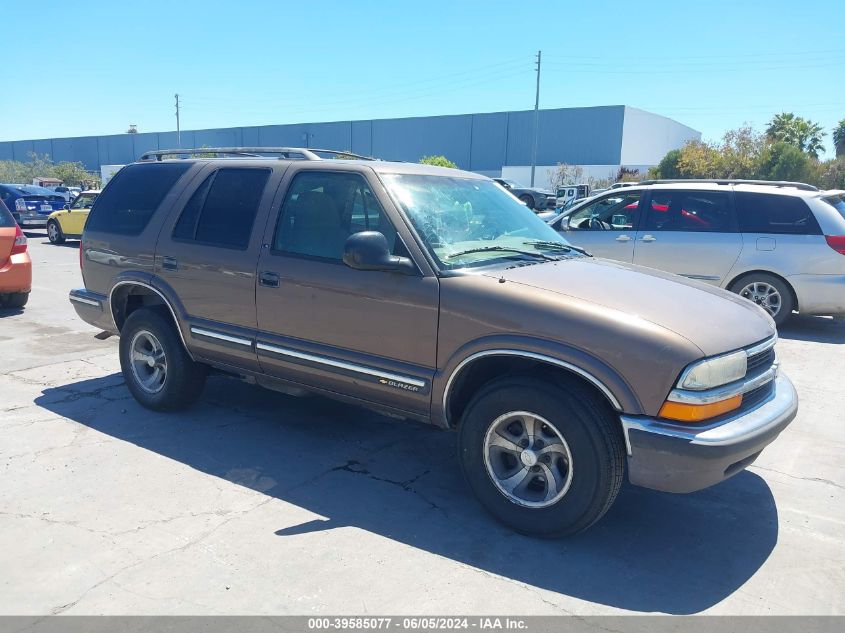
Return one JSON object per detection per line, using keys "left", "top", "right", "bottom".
{"left": 678, "top": 350, "right": 747, "bottom": 391}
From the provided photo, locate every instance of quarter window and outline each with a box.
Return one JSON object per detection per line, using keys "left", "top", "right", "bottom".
{"left": 173, "top": 168, "right": 270, "bottom": 249}
{"left": 85, "top": 163, "right": 191, "bottom": 236}
{"left": 735, "top": 192, "right": 822, "bottom": 235}
{"left": 273, "top": 171, "right": 396, "bottom": 261}
{"left": 567, "top": 193, "right": 641, "bottom": 231}
{"left": 645, "top": 191, "right": 733, "bottom": 232}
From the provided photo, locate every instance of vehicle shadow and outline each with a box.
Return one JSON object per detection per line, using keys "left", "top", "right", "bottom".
{"left": 35, "top": 374, "right": 779, "bottom": 614}
{"left": 779, "top": 314, "right": 845, "bottom": 344}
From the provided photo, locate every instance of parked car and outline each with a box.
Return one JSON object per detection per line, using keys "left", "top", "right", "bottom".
{"left": 69, "top": 149, "right": 795, "bottom": 537}
{"left": 493, "top": 178, "right": 557, "bottom": 210}
{"left": 46, "top": 189, "right": 101, "bottom": 244}
{"left": 0, "top": 199, "right": 32, "bottom": 308}
{"left": 0, "top": 184, "right": 68, "bottom": 228}
{"left": 549, "top": 180, "right": 845, "bottom": 326}
{"left": 51, "top": 185, "right": 82, "bottom": 202}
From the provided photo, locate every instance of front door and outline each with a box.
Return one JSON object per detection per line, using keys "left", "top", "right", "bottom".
{"left": 255, "top": 167, "right": 439, "bottom": 417}
{"left": 634, "top": 189, "right": 742, "bottom": 284}
{"left": 553, "top": 190, "right": 643, "bottom": 262}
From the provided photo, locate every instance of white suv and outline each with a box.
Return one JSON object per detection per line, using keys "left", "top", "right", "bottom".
{"left": 549, "top": 180, "right": 845, "bottom": 325}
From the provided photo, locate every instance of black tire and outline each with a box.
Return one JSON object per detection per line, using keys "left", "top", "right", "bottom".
{"left": 729, "top": 273, "right": 794, "bottom": 327}
{"left": 519, "top": 194, "right": 535, "bottom": 209}
{"left": 1, "top": 292, "right": 29, "bottom": 308}
{"left": 458, "top": 376, "right": 625, "bottom": 537}
{"left": 119, "top": 308, "right": 207, "bottom": 411}
{"left": 46, "top": 219, "right": 65, "bottom": 244}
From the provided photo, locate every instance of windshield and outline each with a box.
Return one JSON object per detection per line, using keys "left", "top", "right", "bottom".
{"left": 71, "top": 193, "right": 98, "bottom": 209}
{"left": 822, "top": 195, "right": 845, "bottom": 220}
{"left": 381, "top": 174, "right": 574, "bottom": 270}
{"left": 18, "top": 185, "right": 60, "bottom": 196}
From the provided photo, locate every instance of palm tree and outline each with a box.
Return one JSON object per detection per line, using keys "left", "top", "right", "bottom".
{"left": 833, "top": 119, "right": 845, "bottom": 158}
{"left": 766, "top": 112, "right": 826, "bottom": 159}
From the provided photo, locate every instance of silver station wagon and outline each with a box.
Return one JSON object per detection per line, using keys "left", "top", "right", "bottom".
{"left": 549, "top": 180, "right": 845, "bottom": 325}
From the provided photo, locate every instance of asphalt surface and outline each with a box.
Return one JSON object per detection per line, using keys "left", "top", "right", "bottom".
{"left": 1, "top": 232, "right": 843, "bottom": 615}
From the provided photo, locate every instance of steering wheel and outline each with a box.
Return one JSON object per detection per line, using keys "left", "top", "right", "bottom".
{"left": 588, "top": 217, "right": 607, "bottom": 230}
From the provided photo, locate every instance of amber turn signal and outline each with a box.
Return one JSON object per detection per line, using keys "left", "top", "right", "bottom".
{"left": 659, "top": 394, "right": 743, "bottom": 422}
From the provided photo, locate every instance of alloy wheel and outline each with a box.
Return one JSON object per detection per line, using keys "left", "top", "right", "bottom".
{"left": 129, "top": 330, "right": 168, "bottom": 394}
{"left": 483, "top": 411, "right": 574, "bottom": 508}
{"left": 739, "top": 281, "right": 782, "bottom": 318}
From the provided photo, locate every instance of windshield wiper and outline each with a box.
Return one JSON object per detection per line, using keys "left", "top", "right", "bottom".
{"left": 523, "top": 240, "right": 592, "bottom": 257}
{"left": 445, "top": 246, "right": 557, "bottom": 261}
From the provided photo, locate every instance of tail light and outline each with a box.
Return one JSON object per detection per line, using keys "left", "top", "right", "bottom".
{"left": 11, "top": 225, "right": 27, "bottom": 255}
{"left": 825, "top": 236, "right": 845, "bottom": 255}
{"left": 15, "top": 198, "right": 27, "bottom": 212}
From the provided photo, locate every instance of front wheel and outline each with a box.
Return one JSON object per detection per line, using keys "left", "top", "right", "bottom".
{"left": 519, "top": 194, "right": 535, "bottom": 209}
{"left": 119, "top": 308, "right": 207, "bottom": 411}
{"left": 729, "top": 273, "right": 794, "bottom": 327}
{"left": 46, "top": 219, "right": 65, "bottom": 244}
{"left": 458, "top": 377, "right": 625, "bottom": 537}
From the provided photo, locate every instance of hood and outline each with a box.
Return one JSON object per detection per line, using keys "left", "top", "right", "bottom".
{"left": 483, "top": 258, "right": 775, "bottom": 357}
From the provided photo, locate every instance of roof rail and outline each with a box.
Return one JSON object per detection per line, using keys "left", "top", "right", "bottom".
{"left": 138, "top": 147, "right": 377, "bottom": 162}
{"left": 638, "top": 178, "right": 819, "bottom": 192}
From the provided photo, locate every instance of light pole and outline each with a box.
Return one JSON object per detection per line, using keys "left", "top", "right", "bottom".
{"left": 530, "top": 50, "right": 541, "bottom": 187}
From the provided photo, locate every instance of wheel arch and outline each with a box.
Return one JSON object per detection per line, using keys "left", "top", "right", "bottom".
{"left": 726, "top": 269, "right": 799, "bottom": 311}
{"left": 442, "top": 350, "right": 629, "bottom": 429}
{"left": 108, "top": 280, "right": 193, "bottom": 359}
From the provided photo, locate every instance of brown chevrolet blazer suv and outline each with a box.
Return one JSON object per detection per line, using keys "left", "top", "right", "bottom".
{"left": 69, "top": 148, "right": 798, "bottom": 537}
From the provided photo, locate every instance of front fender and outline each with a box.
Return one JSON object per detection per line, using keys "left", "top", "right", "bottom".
{"left": 431, "top": 334, "right": 643, "bottom": 427}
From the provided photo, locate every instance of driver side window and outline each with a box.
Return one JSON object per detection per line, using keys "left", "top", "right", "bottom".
{"left": 567, "top": 193, "right": 641, "bottom": 231}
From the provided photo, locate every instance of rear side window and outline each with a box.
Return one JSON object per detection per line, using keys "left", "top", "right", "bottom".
{"left": 173, "top": 168, "right": 270, "bottom": 249}
{"left": 645, "top": 191, "right": 733, "bottom": 232}
{"left": 735, "top": 192, "right": 821, "bottom": 235}
{"left": 0, "top": 199, "right": 14, "bottom": 227}
{"left": 86, "top": 163, "right": 191, "bottom": 236}
{"left": 821, "top": 195, "right": 845, "bottom": 221}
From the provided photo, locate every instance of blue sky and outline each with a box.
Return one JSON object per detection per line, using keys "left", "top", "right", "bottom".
{"left": 2, "top": 0, "right": 843, "bottom": 157}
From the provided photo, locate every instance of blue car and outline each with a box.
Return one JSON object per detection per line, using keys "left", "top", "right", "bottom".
{"left": 0, "top": 184, "right": 68, "bottom": 228}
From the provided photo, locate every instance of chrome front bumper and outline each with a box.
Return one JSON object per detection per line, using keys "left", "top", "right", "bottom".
{"left": 621, "top": 373, "right": 798, "bottom": 493}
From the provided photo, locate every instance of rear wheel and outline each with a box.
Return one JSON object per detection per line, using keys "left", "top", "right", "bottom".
{"left": 46, "top": 219, "right": 65, "bottom": 244}
{"left": 119, "top": 308, "right": 207, "bottom": 410}
{"left": 1, "top": 292, "right": 29, "bottom": 308}
{"left": 730, "top": 273, "right": 794, "bottom": 326}
{"left": 458, "top": 376, "right": 625, "bottom": 537}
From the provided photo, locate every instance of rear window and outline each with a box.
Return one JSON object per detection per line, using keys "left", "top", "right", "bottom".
{"left": 85, "top": 163, "right": 191, "bottom": 236}
{"left": 0, "top": 199, "right": 14, "bottom": 227}
{"left": 173, "top": 168, "right": 270, "bottom": 249}
{"left": 821, "top": 195, "right": 845, "bottom": 220}
{"left": 735, "top": 192, "right": 821, "bottom": 235}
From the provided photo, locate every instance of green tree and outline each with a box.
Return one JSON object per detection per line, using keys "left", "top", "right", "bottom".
{"left": 652, "top": 149, "right": 682, "bottom": 179}
{"left": 833, "top": 119, "right": 845, "bottom": 158}
{"left": 419, "top": 155, "right": 458, "bottom": 169}
{"left": 757, "top": 142, "right": 811, "bottom": 182}
{"left": 766, "top": 112, "right": 826, "bottom": 158}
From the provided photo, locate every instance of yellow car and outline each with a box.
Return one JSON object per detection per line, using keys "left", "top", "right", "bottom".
{"left": 46, "top": 189, "right": 100, "bottom": 244}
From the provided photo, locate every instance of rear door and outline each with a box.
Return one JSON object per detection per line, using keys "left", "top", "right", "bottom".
{"left": 155, "top": 165, "right": 284, "bottom": 372}
{"left": 551, "top": 190, "right": 643, "bottom": 262}
{"left": 633, "top": 189, "right": 742, "bottom": 284}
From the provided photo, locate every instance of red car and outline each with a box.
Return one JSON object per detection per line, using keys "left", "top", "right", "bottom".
{"left": 0, "top": 199, "right": 31, "bottom": 308}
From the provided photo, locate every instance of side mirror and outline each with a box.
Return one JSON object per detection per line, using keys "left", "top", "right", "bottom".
{"left": 343, "top": 231, "right": 416, "bottom": 274}
{"left": 63, "top": 204, "right": 70, "bottom": 210}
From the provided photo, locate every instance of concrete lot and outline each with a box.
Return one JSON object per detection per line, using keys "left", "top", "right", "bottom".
{"left": 1, "top": 233, "right": 843, "bottom": 615}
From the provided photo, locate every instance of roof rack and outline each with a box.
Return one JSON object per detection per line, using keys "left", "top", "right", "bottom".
{"left": 639, "top": 179, "right": 819, "bottom": 192}
{"left": 138, "top": 147, "right": 377, "bottom": 162}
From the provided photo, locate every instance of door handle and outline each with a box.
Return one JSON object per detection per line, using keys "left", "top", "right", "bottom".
{"left": 259, "top": 271, "right": 280, "bottom": 288}
{"left": 615, "top": 235, "right": 631, "bottom": 242}
{"left": 162, "top": 256, "right": 178, "bottom": 271}
{"left": 641, "top": 235, "right": 657, "bottom": 242}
